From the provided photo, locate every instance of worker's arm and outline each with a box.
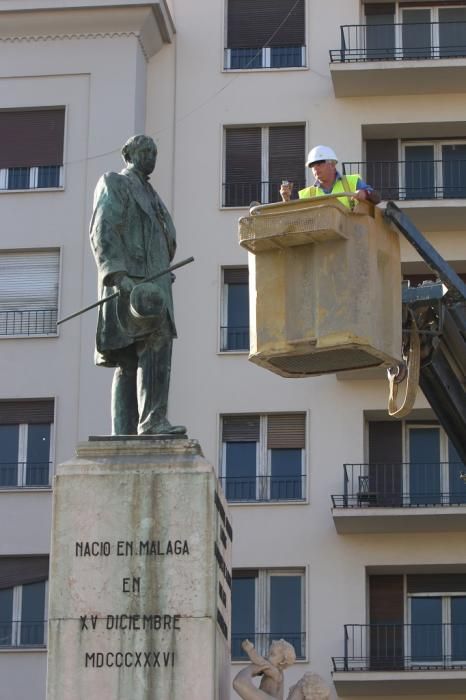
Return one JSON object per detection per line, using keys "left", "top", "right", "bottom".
{"left": 353, "top": 177, "right": 381, "bottom": 205}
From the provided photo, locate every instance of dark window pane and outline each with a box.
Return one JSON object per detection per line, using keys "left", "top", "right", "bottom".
{"left": 404, "top": 145, "right": 435, "bottom": 200}
{"left": 20, "top": 581, "right": 45, "bottom": 645}
{"left": 452, "top": 597, "right": 466, "bottom": 661}
{"left": 409, "top": 428, "right": 440, "bottom": 505}
{"left": 37, "top": 165, "right": 60, "bottom": 188}
{"left": 224, "top": 128, "right": 262, "bottom": 206}
{"left": 230, "top": 48, "right": 263, "bottom": 69}
{"left": 366, "top": 15, "right": 395, "bottom": 60}
{"left": 0, "top": 424, "right": 19, "bottom": 487}
{"left": 270, "top": 575, "right": 302, "bottom": 657}
{"left": 270, "top": 448, "right": 302, "bottom": 500}
{"left": 402, "top": 10, "right": 432, "bottom": 59}
{"left": 226, "top": 283, "right": 249, "bottom": 350}
{"left": 0, "top": 588, "right": 13, "bottom": 646}
{"left": 225, "top": 442, "right": 257, "bottom": 501}
{"left": 439, "top": 9, "right": 466, "bottom": 58}
{"left": 26, "top": 423, "right": 50, "bottom": 486}
{"left": 449, "top": 440, "right": 466, "bottom": 504}
{"left": 232, "top": 576, "right": 255, "bottom": 659}
{"left": 411, "top": 597, "right": 442, "bottom": 661}
{"left": 442, "top": 145, "right": 466, "bottom": 199}
{"left": 270, "top": 46, "right": 303, "bottom": 67}
{"left": 7, "top": 167, "right": 29, "bottom": 190}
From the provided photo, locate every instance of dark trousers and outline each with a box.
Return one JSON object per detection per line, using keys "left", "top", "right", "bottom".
{"left": 111, "top": 332, "right": 172, "bottom": 435}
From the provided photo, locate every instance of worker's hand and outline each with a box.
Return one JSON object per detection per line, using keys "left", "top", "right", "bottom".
{"left": 352, "top": 189, "right": 368, "bottom": 202}
{"left": 280, "top": 181, "right": 293, "bottom": 202}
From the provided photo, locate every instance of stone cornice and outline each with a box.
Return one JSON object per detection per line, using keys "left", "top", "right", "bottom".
{"left": 0, "top": 2, "right": 174, "bottom": 60}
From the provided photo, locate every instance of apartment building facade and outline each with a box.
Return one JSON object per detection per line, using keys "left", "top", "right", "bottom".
{"left": 0, "top": 0, "right": 465, "bottom": 698}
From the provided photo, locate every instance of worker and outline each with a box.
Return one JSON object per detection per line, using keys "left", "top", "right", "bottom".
{"left": 280, "top": 145, "right": 381, "bottom": 207}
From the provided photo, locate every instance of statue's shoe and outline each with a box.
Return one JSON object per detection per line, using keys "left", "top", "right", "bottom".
{"left": 141, "top": 420, "right": 186, "bottom": 436}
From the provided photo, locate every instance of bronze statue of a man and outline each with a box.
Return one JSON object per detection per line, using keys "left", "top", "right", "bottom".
{"left": 89, "top": 134, "right": 185, "bottom": 436}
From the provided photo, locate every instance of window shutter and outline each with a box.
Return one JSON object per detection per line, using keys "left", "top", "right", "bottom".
{"left": 233, "top": 569, "right": 259, "bottom": 579}
{"left": 224, "top": 128, "right": 262, "bottom": 206}
{"left": 269, "top": 125, "right": 306, "bottom": 199}
{"left": 366, "top": 139, "right": 399, "bottom": 200}
{"left": 0, "top": 109, "right": 65, "bottom": 168}
{"left": 224, "top": 267, "right": 248, "bottom": 285}
{"left": 0, "top": 250, "right": 59, "bottom": 312}
{"left": 408, "top": 574, "right": 466, "bottom": 594}
{"left": 227, "top": 0, "right": 305, "bottom": 49}
{"left": 370, "top": 575, "right": 404, "bottom": 623}
{"left": 267, "top": 413, "right": 305, "bottom": 449}
{"left": 368, "top": 421, "right": 402, "bottom": 463}
{"left": 0, "top": 556, "right": 49, "bottom": 590}
{"left": 365, "top": 3, "right": 395, "bottom": 15}
{"left": 225, "top": 128, "right": 262, "bottom": 183}
{"left": 222, "top": 415, "right": 260, "bottom": 442}
{"left": 0, "top": 399, "right": 54, "bottom": 425}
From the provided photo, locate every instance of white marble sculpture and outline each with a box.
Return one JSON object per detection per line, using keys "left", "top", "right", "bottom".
{"left": 233, "top": 639, "right": 332, "bottom": 700}
{"left": 233, "top": 638, "right": 296, "bottom": 700}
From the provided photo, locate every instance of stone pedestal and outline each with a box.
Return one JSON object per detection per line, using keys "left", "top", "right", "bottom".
{"left": 46, "top": 438, "right": 232, "bottom": 700}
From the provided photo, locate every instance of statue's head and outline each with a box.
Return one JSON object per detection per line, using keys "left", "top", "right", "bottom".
{"left": 268, "top": 639, "right": 296, "bottom": 669}
{"left": 122, "top": 134, "right": 157, "bottom": 176}
{"left": 287, "top": 672, "right": 331, "bottom": 700}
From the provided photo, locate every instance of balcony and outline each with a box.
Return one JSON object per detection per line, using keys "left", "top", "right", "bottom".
{"left": 333, "top": 623, "right": 466, "bottom": 695}
{"left": 0, "top": 309, "right": 58, "bottom": 337}
{"left": 343, "top": 160, "right": 466, "bottom": 229}
{"left": 332, "top": 462, "right": 466, "bottom": 533}
{"left": 220, "top": 325, "right": 249, "bottom": 352}
{"left": 330, "top": 22, "right": 466, "bottom": 96}
{"left": 219, "top": 475, "right": 306, "bottom": 504}
{"left": 0, "top": 462, "right": 52, "bottom": 489}
{"left": 232, "top": 631, "right": 305, "bottom": 661}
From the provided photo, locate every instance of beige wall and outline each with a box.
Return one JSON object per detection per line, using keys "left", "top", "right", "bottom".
{"left": 1, "top": 1, "right": 465, "bottom": 699}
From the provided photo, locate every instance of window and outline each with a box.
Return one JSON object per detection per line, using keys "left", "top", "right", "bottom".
{"left": 220, "top": 413, "right": 306, "bottom": 502}
{"left": 221, "top": 267, "right": 249, "bottom": 351}
{"left": 231, "top": 568, "right": 305, "bottom": 660}
{"left": 0, "top": 400, "right": 54, "bottom": 488}
{"left": 367, "top": 573, "right": 466, "bottom": 669}
{"left": 0, "top": 109, "right": 65, "bottom": 191}
{"left": 223, "top": 125, "right": 305, "bottom": 207}
{"left": 357, "top": 421, "right": 466, "bottom": 507}
{"left": 225, "top": 0, "right": 305, "bottom": 70}
{"left": 0, "top": 250, "right": 60, "bottom": 336}
{"left": 0, "top": 556, "right": 48, "bottom": 647}
{"left": 408, "top": 575, "right": 466, "bottom": 665}
{"left": 363, "top": 3, "right": 466, "bottom": 60}
{"left": 346, "top": 138, "right": 466, "bottom": 200}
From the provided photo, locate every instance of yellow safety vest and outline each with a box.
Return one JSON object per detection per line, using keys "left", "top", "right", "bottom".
{"left": 298, "top": 173, "right": 361, "bottom": 209}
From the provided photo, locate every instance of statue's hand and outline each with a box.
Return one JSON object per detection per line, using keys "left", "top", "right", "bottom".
{"left": 116, "top": 275, "right": 135, "bottom": 297}
{"left": 241, "top": 639, "right": 254, "bottom": 653}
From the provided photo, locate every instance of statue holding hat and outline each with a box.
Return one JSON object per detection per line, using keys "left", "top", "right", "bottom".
{"left": 89, "top": 134, "right": 186, "bottom": 436}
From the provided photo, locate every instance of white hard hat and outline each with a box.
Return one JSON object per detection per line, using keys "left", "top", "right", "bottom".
{"left": 306, "top": 145, "right": 338, "bottom": 167}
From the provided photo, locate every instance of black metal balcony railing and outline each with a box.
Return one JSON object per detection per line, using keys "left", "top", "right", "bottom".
{"left": 343, "top": 160, "right": 466, "bottom": 201}
{"left": 0, "top": 619, "right": 46, "bottom": 647}
{"left": 0, "top": 309, "right": 58, "bottom": 336}
{"left": 222, "top": 180, "right": 305, "bottom": 208}
{"left": 220, "top": 326, "right": 250, "bottom": 352}
{"left": 0, "top": 462, "right": 52, "bottom": 488}
{"left": 332, "top": 462, "right": 466, "bottom": 508}
{"left": 330, "top": 22, "right": 466, "bottom": 63}
{"left": 231, "top": 631, "right": 306, "bottom": 661}
{"left": 333, "top": 623, "right": 466, "bottom": 672}
{"left": 219, "top": 475, "right": 306, "bottom": 503}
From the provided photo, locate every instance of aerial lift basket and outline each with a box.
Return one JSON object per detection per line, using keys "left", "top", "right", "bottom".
{"left": 238, "top": 195, "right": 402, "bottom": 377}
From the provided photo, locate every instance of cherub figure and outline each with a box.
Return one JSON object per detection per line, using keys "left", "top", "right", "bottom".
{"left": 233, "top": 638, "right": 296, "bottom": 700}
